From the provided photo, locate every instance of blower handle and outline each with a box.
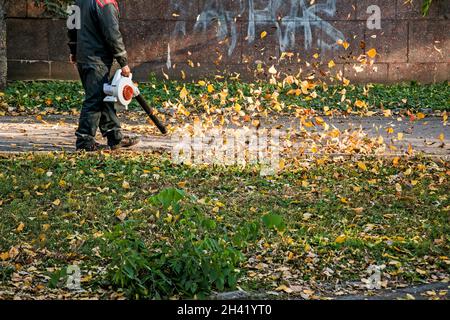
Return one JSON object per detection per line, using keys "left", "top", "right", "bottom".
{"left": 135, "top": 94, "right": 167, "bottom": 135}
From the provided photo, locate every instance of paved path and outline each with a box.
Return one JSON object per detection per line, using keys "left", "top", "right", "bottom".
{"left": 0, "top": 114, "right": 448, "bottom": 157}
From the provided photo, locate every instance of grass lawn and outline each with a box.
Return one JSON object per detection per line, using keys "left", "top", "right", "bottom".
{"left": 0, "top": 152, "right": 448, "bottom": 299}
{"left": 1, "top": 80, "right": 449, "bottom": 116}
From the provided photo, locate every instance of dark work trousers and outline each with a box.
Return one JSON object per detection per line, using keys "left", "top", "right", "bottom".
{"left": 75, "top": 63, "right": 123, "bottom": 150}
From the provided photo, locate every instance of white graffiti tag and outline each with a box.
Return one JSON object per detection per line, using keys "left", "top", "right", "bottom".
{"left": 168, "top": 0, "right": 345, "bottom": 65}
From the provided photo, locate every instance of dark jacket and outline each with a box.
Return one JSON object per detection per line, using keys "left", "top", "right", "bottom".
{"left": 68, "top": 0, "right": 128, "bottom": 67}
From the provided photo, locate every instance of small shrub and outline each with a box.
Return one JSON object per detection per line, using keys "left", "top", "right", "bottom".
{"left": 102, "top": 189, "right": 244, "bottom": 299}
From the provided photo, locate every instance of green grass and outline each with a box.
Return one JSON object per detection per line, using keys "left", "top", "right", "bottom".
{"left": 1, "top": 78, "right": 449, "bottom": 115}
{"left": 0, "top": 153, "right": 448, "bottom": 298}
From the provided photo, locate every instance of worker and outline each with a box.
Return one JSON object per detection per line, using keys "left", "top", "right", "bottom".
{"left": 68, "top": 0, "right": 140, "bottom": 151}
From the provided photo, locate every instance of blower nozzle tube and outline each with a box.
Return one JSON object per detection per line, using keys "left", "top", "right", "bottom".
{"left": 135, "top": 94, "right": 168, "bottom": 135}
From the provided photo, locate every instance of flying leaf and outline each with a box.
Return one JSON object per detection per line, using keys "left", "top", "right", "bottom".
{"left": 268, "top": 65, "right": 277, "bottom": 75}
{"left": 367, "top": 48, "right": 377, "bottom": 58}
{"left": 180, "top": 86, "right": 188, "bottom": 100}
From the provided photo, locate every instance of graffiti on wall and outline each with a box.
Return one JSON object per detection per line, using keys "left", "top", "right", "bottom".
{"left": 168, "top": 0, "right": 345, "bottom": 67}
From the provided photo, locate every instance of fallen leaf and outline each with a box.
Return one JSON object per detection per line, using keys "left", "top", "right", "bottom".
{"left": 276, "top": 285, "right": 293, "bottom": 293}
{"left": 16, "top": 222, "right": 25, "bottom": 233}
{"left": 115, "top": 209, "right": 127, "bottom": 222}
{"left": 357, "top": 162, "right": 368, "bottom": 171}
{"left": 335, "top": 235, "right": 347, "bottom": 244}
{"left": 0, "top": 252, "right": 9, "bottom": 261}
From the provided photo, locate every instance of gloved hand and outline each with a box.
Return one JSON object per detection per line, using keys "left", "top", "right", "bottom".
{"left": 121, "top": 65, "right": 131, "bottom": 77}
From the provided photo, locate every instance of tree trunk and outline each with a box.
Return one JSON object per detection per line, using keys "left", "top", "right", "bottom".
{"left": 0, "top": 0, "right": 7, "bottom": 90}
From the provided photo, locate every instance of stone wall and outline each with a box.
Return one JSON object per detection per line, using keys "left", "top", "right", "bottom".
{"left": 0, "top": 0, "right": 7, "bottom": 89}
{"left": 4, "top": 0, "right": 450, "bottom": 83}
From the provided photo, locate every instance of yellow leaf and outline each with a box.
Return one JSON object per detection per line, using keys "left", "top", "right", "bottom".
{"left": 42, "top": 224, "right": 50, "bottom": 232}
{"left": 335, "top": 235, "right": 347, "bottom": 244}
{"left": 279, "top": 159, "right": 286, "bottom": 170}
{"left": 260, "top": 31, "right": 267, "bottom": 39}
{"left": 39, "top": 234, "right": 46, "bottom": 243}
{"left": 387, "top": 127, "right": 394, "bottom": 134}
{"left": 407, "top": 144, "right": 413, "bottom": 155}
{"left": 180, "top": 86, "right": 188, "bottom": 100}
{"left": 395, "top": 183, "right": 402, "bottom": 192}
{"left": 9, "top": 247, "right": 19, "bottom": 259}
{"left": 313, "top": 53, "right": 320, "bottom": 59}
{"left": 315, "top": 117, "right": 325, "bottom": 126}
{"left": 393, "top": 157, "right": 400, "bottom": 166}
{"left": 122, "top": 181, "right": 130, "bottom": 189}
{"left": 207, "top": 84, "right": 214, "bottom": 93}
{"left": 115, "top": 209, "right": 127, "bottom": 221}
{"left": 342, "top": 41, "right": 350, "bottom": 50}
{"left": 276, "top": 285, "right": 293, "bottom": 293}
{"left": 416, "top": 112, "right": 426, "bottom": 120}
{"left": 353, "top": 207, "right": 364, "bottom": 214}
{"left": 357, "top": 162, "right": 368, "bottom": 171}
{"left": 52, "top": 199, "right": 61, "bottom": 206}
{"left": 383, "top": 109, "right": 392, "bottom": 117}
{"left": 252, "top": 119, "right": 260, "bottom": 128}
{"left": 16, "top": 222, "right": 25, "bottom": 233}
{"left": 197, "top": 80, "right": 206, "bottom": 86}
{"left": 164, "top": 214, "right": 173, "bottom": 223}
{"left": 0, "top": 252, "right": 9, "bottom": 261}
{"left": 397, "top": 132, "right": 404, "bottom": 141}
{"left": 366, "top": 48, "right": 377, "bottom": 59}
{"left": 439, "top": 133, "right": 445, "bottom": 142}
{"left": 354, "top": 100, "right": 367, "bottom": 108}
{"left": 328, "top": 60, "right": 336, "bottom": 68}
{"left": 177, "top": 181, "right": 187, "bottom": 188}
{"left": 416, "top": 268, "right": 427, "bottom": 275}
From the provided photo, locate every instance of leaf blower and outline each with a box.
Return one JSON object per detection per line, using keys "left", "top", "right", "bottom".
{"left": 103, "top": 69, "right": 167, "bottom": 134}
